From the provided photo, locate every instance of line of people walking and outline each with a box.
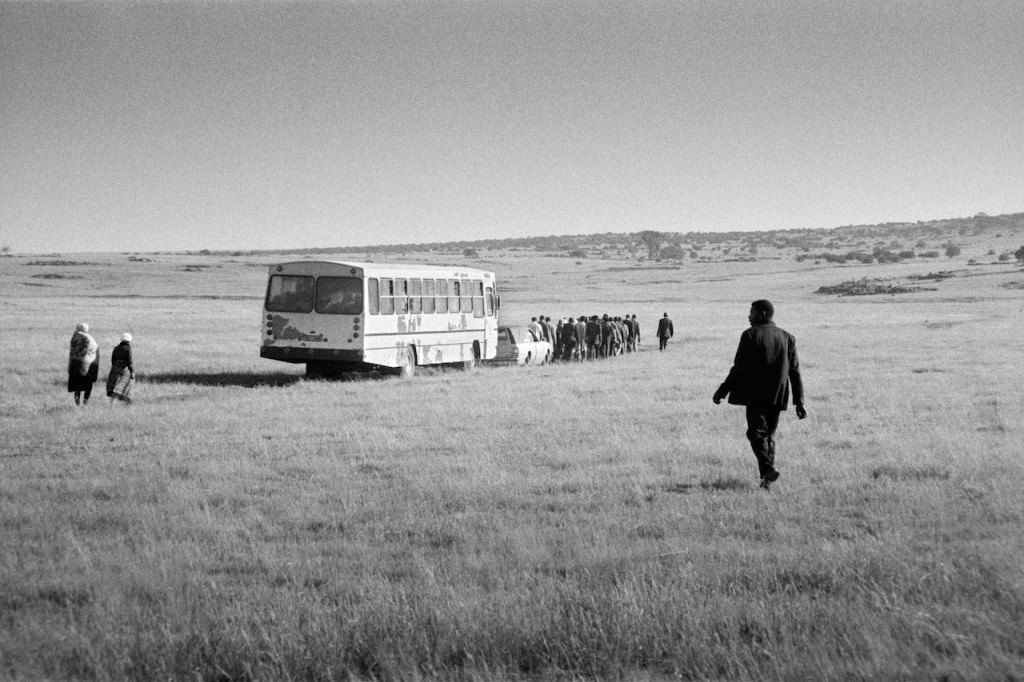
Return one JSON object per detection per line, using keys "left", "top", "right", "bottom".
{"left": 67, "top": 323, "right": 136, "bottom": 406}
{"left": 529, "top": 313, "right": 645, "bottom": 362}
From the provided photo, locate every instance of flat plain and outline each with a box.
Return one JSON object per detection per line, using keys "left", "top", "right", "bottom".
{"left": 1, "top": 238, "right": 1022, "bottom": 680}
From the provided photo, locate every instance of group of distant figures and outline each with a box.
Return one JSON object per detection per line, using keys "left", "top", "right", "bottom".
{"left": 528, "top": 312, "right": 675, "bottom": 362}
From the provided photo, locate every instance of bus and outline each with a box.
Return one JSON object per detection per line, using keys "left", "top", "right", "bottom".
{"left": 260, "top": 260, "right": 499, "bottom": 378}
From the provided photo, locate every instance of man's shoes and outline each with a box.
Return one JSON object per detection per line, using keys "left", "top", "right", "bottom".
{"left": 760, "top": 471, "right": 780, "bottom": 490}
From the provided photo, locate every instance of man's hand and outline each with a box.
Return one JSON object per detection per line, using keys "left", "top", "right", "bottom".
{"left": 795, "top": 404, "right": 807, "bottom": 420}
{"left": 713, "top": 388, "right": 727, "bottom": 405}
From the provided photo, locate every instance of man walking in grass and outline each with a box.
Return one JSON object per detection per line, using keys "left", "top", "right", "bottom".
{"left": 713, "top": 299, "right": 806, "bottom": 490}
{"left": 656, "top": 312, "right": 673, "bottom": 351}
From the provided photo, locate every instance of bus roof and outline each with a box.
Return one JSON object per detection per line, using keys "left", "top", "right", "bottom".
{"left": 268, "top": 260, "right": 495, "bottom": 280}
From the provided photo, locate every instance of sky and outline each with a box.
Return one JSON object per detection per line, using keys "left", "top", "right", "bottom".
{"left": 2, "top": 1, "right": 1023, "bottom": 253}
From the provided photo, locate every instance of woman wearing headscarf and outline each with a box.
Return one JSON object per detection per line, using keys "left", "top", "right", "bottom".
{"left": 68, "top": 323, "right": 99, "bottom": 406}
{"left": 106, "top": 333, "right": 135, "bottom": 405}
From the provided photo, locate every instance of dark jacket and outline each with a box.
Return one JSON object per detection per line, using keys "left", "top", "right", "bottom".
{"left": 111, "top": 341, "right": 134, "bottom": 375}
{"left": 657, "top": 317, "right": 673, "bottom": 338}
{"left": 717, "top": 322, "right": 803, "bottom": 409}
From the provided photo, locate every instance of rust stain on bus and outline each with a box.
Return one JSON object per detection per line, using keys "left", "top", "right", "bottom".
{"left": 269, "top": 315, "right": 325, "bottom": 342}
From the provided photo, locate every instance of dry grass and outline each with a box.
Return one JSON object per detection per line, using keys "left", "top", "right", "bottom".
{"left": 1, "top": 251, "right": 1022, "bottom": 680}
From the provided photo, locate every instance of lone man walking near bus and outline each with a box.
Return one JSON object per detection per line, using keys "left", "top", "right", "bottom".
{"left": 713, "top": 299, "right": 806, "bottom": 490}
{"left": 656, "top": 312, "right": 674, "bottom": 351}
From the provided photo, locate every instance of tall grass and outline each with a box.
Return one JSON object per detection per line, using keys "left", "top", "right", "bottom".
{"left": 1, "top": 253, "right": 1022, "bottom": 679}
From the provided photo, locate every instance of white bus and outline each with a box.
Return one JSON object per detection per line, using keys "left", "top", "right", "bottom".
{"left": 260, "top": 260, "right": 499, "bottom": 377}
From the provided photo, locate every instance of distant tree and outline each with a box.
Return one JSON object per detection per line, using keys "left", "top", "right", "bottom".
{"left": 659, "top": 243, "right": 685, "bottom": 260}
{"left": 1, "top": 245, "right": 10, "bottom": 255}
{"left": 1015, "top": 245, "right": 1024, "bottom": 262}
{"left": 998, "top": 252, "right": 1011, "bottom": 261}
{"left": 638, "top": 231, "right": 663, "bottom": 260}
{"left": 463, "top": 248, "right": 479, "bottom": 258}
{"left": 944, "top": 245, "right": 961, "bottom": 258}
{"left": 567, "top": 249, "right": 586, "bottom": 259}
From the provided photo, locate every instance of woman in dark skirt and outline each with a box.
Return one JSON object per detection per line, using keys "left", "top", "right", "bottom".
{"left": 68, "top": 322, "right": 99, "bottom": 406}
{"left": 106, "top": 333, "right": 135, "bottom": 405}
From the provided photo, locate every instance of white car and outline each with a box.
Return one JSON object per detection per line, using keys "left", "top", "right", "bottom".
{"left": 493, "top": 326, "right": 552, "bottom": 365}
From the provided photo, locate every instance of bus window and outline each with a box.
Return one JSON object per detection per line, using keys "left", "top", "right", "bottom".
{"left": 395, "top": 279, "right": 409, "bottom": 314}
{"left": 380, "top": 278, "right": 395, "bottom": 315}
{"left": 266, "top": 275, "right": 315, "bottom": 313}
{"left": 409, "top": 279, "right": 422, "bottom": 314}
{"left": 485, "top": 286, "right": 495, "bottom": 317}
{"left": 472, "top": 281, "right": 484, "bottom": 317}
{"left": 315, "top": 277, "right": 363, "bottom": 315}
{"left": 448, "top": 279, "right": 460, "bottom": 312}
{"left": 422, "top": 279, "right": 435, "bottom": 313}
{"left": 368, "top": 278, "right": 380, "bottom": 315}
{"left": 436, "top": 279, "right": 448, "bottom": 313}
{"left": 460, "top": 279, "right": 473, "bottom": 314}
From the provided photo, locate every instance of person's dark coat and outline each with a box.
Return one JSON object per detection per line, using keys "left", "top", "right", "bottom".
{"left": 110, "top": 341, "right": 134, "bottom": 375}
{"left": 717, "top": 322, "right": 803, "bottom": 409}
{"left": 657, "top": 317, "right": 674, "bottom": 339}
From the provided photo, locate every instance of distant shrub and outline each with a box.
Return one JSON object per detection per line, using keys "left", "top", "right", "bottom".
{"left": 944, "top": 245, "right": 962, "bottom": 257}
{"left": 568, "top": 250, "right": 586, "bottom": 259}
{"left": 816, "top": 278, "right": 935, "bottom": 296}
{"left": 659, "top": 244, "right": 686, "bottom": 260}
{"left": 920, "top": 251, "right": 940, "bottom": 258}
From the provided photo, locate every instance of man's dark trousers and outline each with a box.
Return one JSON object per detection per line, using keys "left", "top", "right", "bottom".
{"left": 745, "top": 405, "right": 781, "bottom": 478}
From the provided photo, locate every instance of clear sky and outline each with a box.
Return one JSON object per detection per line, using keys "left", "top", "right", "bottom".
{"left": 2, "top": 1, "right": 1022, "bottom": 253}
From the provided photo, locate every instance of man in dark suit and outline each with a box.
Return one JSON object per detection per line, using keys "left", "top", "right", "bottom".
{"left": 713, "top": 300, "right": 806, "bottom": 490}
{"left": 656, "top": 312, "right": 674, "bottom": 351}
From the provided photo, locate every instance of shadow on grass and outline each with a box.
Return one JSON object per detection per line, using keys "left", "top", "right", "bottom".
{"left": 142, "top": 371, "right": 304, "bottom": 388}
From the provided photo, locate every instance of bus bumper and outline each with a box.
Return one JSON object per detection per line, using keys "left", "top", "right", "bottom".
{"left": 260, "top": 346, "right": 363, "bottom": 364}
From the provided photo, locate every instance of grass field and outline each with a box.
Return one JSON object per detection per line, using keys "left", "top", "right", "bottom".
{"left": 2, "top": 249, "right": 1022, "bottom": 680}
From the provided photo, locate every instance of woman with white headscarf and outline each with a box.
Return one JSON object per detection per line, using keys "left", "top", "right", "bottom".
{"left": 68, "top": 323, "right": 99, "bottom": 406}
{"left": 106, "top": 333, "right": 135, "bottom": 404}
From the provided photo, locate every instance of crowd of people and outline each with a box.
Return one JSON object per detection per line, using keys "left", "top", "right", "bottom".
{"left": 67, "top": 323, "right": 135, "bottom": 406}
{"left": 527, "top": 313, "right": 654, "bottom": 361}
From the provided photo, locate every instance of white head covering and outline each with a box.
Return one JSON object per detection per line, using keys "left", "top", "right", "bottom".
{"left": 76, "top": 322, "right": 89, "bottom": 333}
{"left": 121, "top": 333, "right": 133, "bottom": 343}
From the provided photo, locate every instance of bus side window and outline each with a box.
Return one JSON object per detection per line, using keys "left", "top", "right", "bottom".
{"left": 448, "top": 279, "right": 460, "bottom": 312}
{"left": 461, "top": 279, "right": 472, "bottom": 314}
{"left": 368, "top": 278, "right": 380, "bottom": 315}
{"left": 436, "top": 279, "right": 448, "bottom": 313}
{"left": 380, "top": 278, "right": 395, "bottom": 315}
{"left": 422, "top": 279, "right": 435, "bottom": 314}
{"left": 409, "top": 279, "right": 422, "bottom": 314}
{"left": 472, "top": 280, "right": 484, "bottom": 318}
{"left": 395, "top": 279, "right": 409, "bottom": 314}
{"left": 485, "top": 286, "right": 495, "bottom": 317}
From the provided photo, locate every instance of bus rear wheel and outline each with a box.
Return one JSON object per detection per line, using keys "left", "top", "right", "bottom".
{"left": 397, "top": 348, "right": 416, "bottom": 379}
{"left": 462, "top": 341, "right": 480, "bottom": 371}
